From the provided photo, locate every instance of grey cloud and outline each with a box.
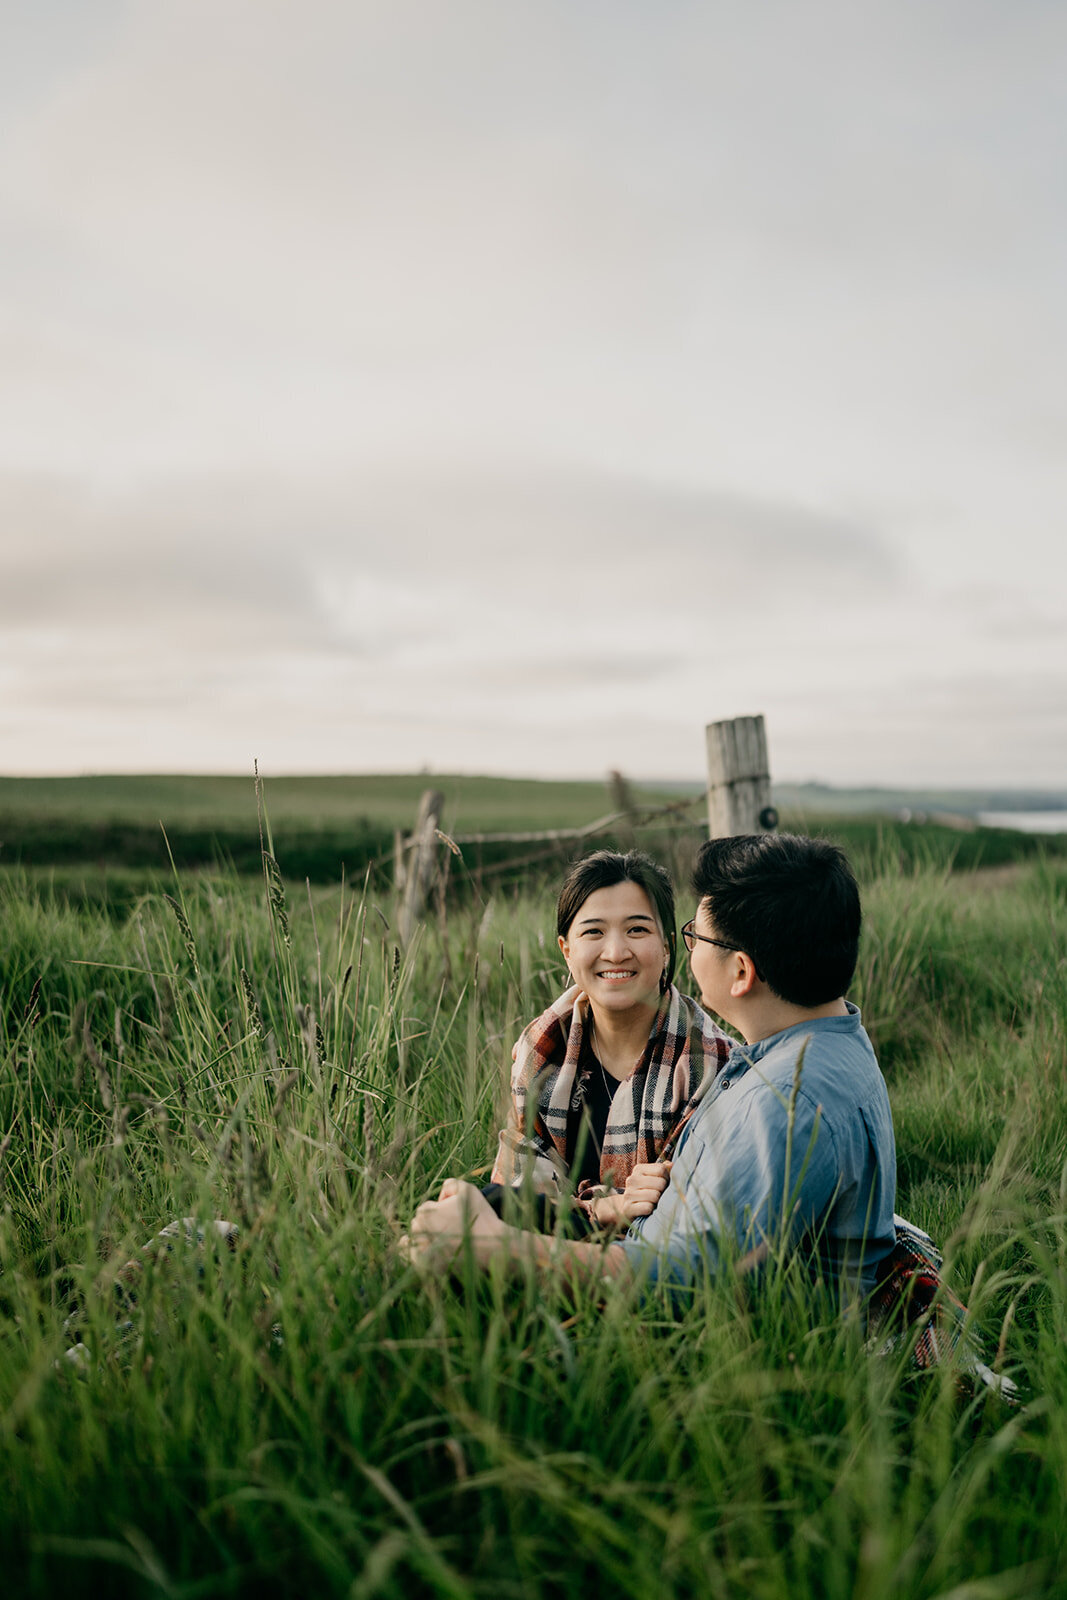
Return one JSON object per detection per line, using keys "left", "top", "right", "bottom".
{"left": 935, "top": 583, "right": 1067, "bottom": 641}
{"left": 0, "top": 467, "right": 900, "bottom": 660}
{"left": 315, "top": 467, "right": 902, "bottom": 584}
{"left": 0, "top": 473, "right": 328, "bottom": 636}
{"left": 13, "top": 661, "right": 206, "bottom": 714}
{"left": 443, "top": 653, "right": 687, "bottom": 695}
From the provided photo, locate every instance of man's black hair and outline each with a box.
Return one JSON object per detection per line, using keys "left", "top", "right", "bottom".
{"left": 691, "top": 833, "right": 861, "bottom": 1006}
{"left": 557, "top": 849, "right": 677, "bottom": 988}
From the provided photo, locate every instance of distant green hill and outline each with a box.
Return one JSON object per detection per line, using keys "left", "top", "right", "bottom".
{"left": 0, "top": 772, "right": 672, "bottom": 832}
{"left": 772, "top": 781, "right": 1067, "bottom": 817}
{"left": 0, "top": 772, "right": 679, "bottom": 886}
{"left": 1, "top": 773, "right": 1064, "bottom": 895}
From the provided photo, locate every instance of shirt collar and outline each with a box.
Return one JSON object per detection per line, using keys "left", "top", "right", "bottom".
{"left": 725, "top": 1000, "right": 861, "bottom": 1071}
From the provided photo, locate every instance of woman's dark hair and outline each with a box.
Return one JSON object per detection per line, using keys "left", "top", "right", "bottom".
{"left": 556, "top": 849, "right": 677, "bottom": 987}
{"left": 691, "top": 833, "right": 861, "bottom": 1006}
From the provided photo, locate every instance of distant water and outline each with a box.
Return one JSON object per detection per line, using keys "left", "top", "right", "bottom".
{"left": 978, "top": 811, "right": 1067, "bottom": 835}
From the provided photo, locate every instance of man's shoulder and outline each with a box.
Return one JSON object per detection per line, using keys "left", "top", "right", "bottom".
{"left": 738, "top": 1010, "right": 885, "bottom": 1110}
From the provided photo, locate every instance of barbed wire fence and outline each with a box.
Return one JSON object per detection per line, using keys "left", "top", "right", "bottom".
{"left": 392, "top": 716, "right": 776, "bottom": 941}
{"left": 394, "top": 789, "right": 710, "bottom": 942}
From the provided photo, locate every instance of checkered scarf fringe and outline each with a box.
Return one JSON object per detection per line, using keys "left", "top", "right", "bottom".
{"left": 490, "top": 983, "right": 731, "bottom": 1193}
{"left": 867, "top": 1215, "right": 1017, "bottom": 1399}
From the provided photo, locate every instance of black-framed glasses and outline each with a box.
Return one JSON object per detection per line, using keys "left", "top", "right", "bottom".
{"left": 680, "top": 918, "right": 740, "bottom": 955}
{"left": 680, "top": 919, "right": 765, "bottom": 981}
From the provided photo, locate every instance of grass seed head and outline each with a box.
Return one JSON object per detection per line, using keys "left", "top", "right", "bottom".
{"left": 164, "top": 892, "right": 201, "bottom": 976}
{"left": 262, "top": 852, "right": 292, "bottom": 946}
{"left": 82, "top": 1020, "right": 113, "bottom": 1111}
{"left": 23, "top": 975, "right": 42, "bottom": 1024}
{"left": 239, "top": 968, "right": 264, "bottom": 1037}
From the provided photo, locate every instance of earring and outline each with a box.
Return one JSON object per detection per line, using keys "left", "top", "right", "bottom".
{"left": 659, "top": 965, "right": 670, "bottom": 995}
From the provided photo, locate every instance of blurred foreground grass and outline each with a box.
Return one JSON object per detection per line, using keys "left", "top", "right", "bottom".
{"left": 1, "top": 838, "right": 1066, "bottom": 1597}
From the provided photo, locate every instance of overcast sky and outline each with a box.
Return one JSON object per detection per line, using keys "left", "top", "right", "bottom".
{"left": 1, "top": 0, "right": 1064, "bottom": 787}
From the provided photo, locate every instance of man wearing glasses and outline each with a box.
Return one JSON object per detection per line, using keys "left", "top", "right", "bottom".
{"left": 406, "top": 832, "right": 896, "bottom": 1305}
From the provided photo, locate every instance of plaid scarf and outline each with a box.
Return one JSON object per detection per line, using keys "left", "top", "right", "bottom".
{"left": 867, "top": 1215, "right": 1017, "bottom": 1398}
{"left": 491, "top": 983, "right": 731, "bottom": 1193}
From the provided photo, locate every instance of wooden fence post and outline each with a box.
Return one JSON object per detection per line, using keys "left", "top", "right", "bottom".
{"left": 608, "top": 769, "right": 637, "bottom": 848}
{"left": 398, "top": 789, "right": 444, "bottom": 945}
{"left": 705, "top": 716, "right": 778, "bottom": 838}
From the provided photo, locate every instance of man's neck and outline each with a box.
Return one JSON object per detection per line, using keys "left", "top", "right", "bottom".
{"left": 738, "top": 995, "right": 849, "bottom": 1046}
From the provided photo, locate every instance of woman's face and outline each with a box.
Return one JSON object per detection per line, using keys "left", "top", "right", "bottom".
{"left": 558, "top": 880, "right": 670, "bottom": 1014}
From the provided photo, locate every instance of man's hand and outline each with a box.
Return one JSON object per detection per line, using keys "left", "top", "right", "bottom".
{"left": 401, "top": 1179, "right": 506, "bottom": 1273}
{"left": 588, "top": 1162, "right": 673, "bottom": 1226}
{"left": 402, "top": 1177, "right": 638, "bottom": 1296}
{"left": 619, "top": 1160, "right": 672, "bottom": 1219}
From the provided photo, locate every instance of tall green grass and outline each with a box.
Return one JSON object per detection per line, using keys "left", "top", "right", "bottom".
{"left": 1, "top": 850, "right": 1066, "bottom": 1597}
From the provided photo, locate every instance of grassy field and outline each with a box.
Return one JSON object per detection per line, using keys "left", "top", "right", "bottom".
{"left": 1, "top": 820, "right": 1066, "bottom": 1598}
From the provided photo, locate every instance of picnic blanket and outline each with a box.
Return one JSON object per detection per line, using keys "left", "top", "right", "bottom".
{"left": 867, "top": 1214, "right": 1017, "bottom": 1399}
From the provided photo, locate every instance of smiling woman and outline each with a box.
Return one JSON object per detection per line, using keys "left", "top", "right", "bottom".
{"left": 560, "top": 881, "right": 670, "bottom": 1024}
{"left": 486, "top": 850, "right": 731, "bottom": 1234}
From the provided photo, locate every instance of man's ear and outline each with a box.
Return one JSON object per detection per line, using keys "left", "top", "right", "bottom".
{"left": 729, "top": 951, "right": 761, "bottom": 999}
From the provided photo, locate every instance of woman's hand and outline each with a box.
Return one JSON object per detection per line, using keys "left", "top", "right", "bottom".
{"left": 401, "top": 1179, "right": 506, "bottom": 1272}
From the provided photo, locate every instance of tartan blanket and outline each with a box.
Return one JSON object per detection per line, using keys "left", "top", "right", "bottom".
{"left": 867, "top": 1214, "right": 1017, "bottom": 1398}
{"left": 490, "top": 983, "right": 731, "bottom": 1193}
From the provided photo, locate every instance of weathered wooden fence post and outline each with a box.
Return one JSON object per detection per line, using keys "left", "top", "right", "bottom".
{"left": 608, "top": 769, "right": 638, "bottom": 848}
{"left": 398, "top": 788, "right": 444, "bottom": 945}
{"left": 705, "top": 715, "right": 778, "bottom": 837}
{"left": 393, "top": 829, "right": 407, "bottom": 897}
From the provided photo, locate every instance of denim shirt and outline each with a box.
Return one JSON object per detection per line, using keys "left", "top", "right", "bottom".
{"left": 620, "top": 1003, "right": 896, "bottom": 1300}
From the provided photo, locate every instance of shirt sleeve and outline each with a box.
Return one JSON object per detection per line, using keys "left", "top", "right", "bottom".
{"left": 619, "top": 1081, "right": 842, "bottom": 1293}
